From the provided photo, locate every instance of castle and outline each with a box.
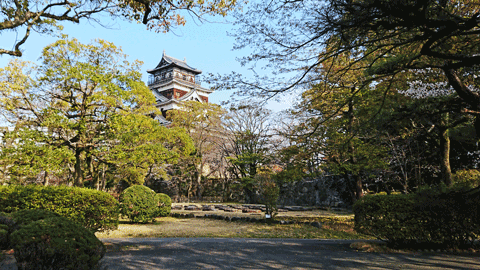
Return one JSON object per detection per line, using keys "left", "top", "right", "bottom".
{"left": 147, "top": 51, "right": 214, "bottom": 124}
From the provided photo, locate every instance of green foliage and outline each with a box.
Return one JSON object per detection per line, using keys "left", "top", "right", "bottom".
{"left": 167, "top": 100, "right": 226, "bottom": 199}
{"left": 156, "top": 193, "right": 172, "bottom": 217}
{"left": 0, "top": 38, "right": 193, "bottom": 187}
{"left": 1, "top": 209, "right": 62, "bottom": 250}
{"left": 256, "top": 172, "right": 280, "bottom": 220}
{"left": 354, "top": 193, "right": 419, "bottom": 242}
{"left": 11, "top": 209, "right": 61, "bottom": 227}
{"left": 354, "top": 186, "right": 480, "bottom": 248}
{"left": 0, "top": 212, "right": 14, "bottom": 249}
{"left": 120, "top": 185, "right": 158, "bottom": 223}
{"left": 0, "top": 224, "right": 8, "bottom": 249}
{"left": 0, "top": 185, "right": 119, "bottom": 232}
{"left": 11, "top": 216, "right": 105, "bottom": 270}
{"left": 453, "top": 169, "right": 480, "bottom": 188}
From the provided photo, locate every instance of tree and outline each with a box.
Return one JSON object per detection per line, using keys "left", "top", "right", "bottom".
{"left": 0, "top": 126, "right": 73, "bottom": 185}
{"left": 167, "top": 100, "right": 226, "bottom": 200}
{"left": 273, "top": 111, "right": 324, "bottom": 183}
{"left": 1, "top": 0, "right": 239, "bottom": 57}
{"left": 0, "top": 37, "right": 193, "bottom": 187}
{"left": 382, "top": 69, "right": 475, "bottom": 187}
{"left": 292, "top": 51, "right": 389, "bottom": 201}
{"left": 222, "top": 102, "right": 272, "bottom": 203}
{"left": 215, "top": 0, "right": 480, "bottom": 137}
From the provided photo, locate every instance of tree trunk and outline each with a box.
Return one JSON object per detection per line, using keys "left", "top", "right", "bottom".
{"left": 348, "top": 86, "right": 363, "bottom": 201}
{"left": 440, "top": 127, "right": 452, "bottom": 186}
{"left": 354, "top": 174, "right": 364, "bottom": 200}
{"left": 197, "top": 163, "right": 204, "bottom": 200}
{"left": 74, "top": 149, "right": 83, "bottom": 187}
{"left": 43, "top": 171, "right": 49, "bottom": 186}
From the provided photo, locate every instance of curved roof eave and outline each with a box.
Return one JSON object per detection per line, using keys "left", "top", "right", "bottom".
{"left": 148, "top": 53, "right": 202, "bottom": 74}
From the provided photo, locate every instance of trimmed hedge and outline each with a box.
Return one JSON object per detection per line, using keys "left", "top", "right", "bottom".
{"left": 11, "top": 216, "right": 105, "bottom": 270}
{"left": 120, "top": 185, "right": 158, "bottom": 223}
{"left": 0, "top": 185, "right": 119, "bottom": 232}
{"left": 156, "top": 193, "right": 172, "bottom": 217}
{"left": 11, "top": 209, "right": 61, "bottom": 227}
{"left": 354, "top": 186, "right": 480, "bottom": 248}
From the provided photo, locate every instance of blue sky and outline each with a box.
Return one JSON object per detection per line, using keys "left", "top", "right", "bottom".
{"left": 0, "top": 14, "right": 252, "bottom": 105}
{"left": 0, "top": 11, "right": 298, "bottom": 112}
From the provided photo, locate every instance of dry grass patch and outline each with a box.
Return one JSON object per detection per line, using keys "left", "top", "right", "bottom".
{"left": 96, "top": 216, "right": 370, "bottom": 240}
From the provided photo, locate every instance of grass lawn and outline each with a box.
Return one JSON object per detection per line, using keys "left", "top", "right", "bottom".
{"left": 96, "top": 208, "right": 372, "bottom": 240}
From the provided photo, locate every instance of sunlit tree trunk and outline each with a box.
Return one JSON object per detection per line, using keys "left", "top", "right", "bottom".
{"left": 440, "top": 113, "right": 452, "bottom": 186}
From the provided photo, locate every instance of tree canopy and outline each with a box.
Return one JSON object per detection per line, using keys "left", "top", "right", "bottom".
{"left": 167, "top": 100, "right": 226, "bottom": 199}
{"left": 0, "top": 37, "right": 193, "bottom": 186}
{"left": 216, "top": 0, "right": 480, "bottom": 136}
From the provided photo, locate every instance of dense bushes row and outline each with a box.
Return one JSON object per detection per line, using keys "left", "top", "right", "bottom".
{"left": 0, "top": 184, "right": 173, "bottom": 269}
{"left": 354, "top": 186, "right": 480, "bottom": 248}
{"left": 0, "top": 185, "right": 119, "bottom": 232}
{"left": 1, "top": 209, "right": 105, "bottom": 269}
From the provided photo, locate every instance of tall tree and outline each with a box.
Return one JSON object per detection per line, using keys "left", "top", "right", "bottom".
{"left": 222, "top": 102, "right": 272, "bottom": 203}
{"left": 1, "top": 0, "right": 239, "bottom": 57}
{"left": 0, "top": 37, "right": 193, "bottom": 186}
{"left": 167, "top": 100, "right": 226, "bottom": 200}
{"left": 293, "top": 51, "right": 389, "bottom": 200}
{"left": 215, "top": 0, "right": 480, "bottom": 137}
{"left": 386, "top": 69, "right": 474, "bottom": 186}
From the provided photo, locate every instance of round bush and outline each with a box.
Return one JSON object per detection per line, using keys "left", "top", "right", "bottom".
{"left": 0, "top": 185, "right": 119, "bottom": 232}
{"left": 120, "top": 185, "right": 158, "bottom": 223}
{"left": 11, "top": 216, "right": 106, "bottom": 270}
{"left": 156, "top": 193, "right": 172, "bottom": 217}
{"left": 11, "top": 209, "right": 61, "bottom": 227}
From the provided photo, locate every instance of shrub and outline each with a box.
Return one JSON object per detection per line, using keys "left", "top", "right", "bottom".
{"left": 453, "top": 169, "right": 480, "bottom": 188}
{"left": 256, "top": 172, "right": 280, "bottom": 221}
{"left": 353, "top": 193, "right": 421, "bottom": 242}
{"left": 11, "top": 209, "right": 61, "bottom": 227}
{"left": 0, "top": 185, "right": 119, "bottom": 232}
{"left": 11, "top": 216, "right": 105, "bottom": 270}
{"left": 156, "top": 193, "right": 172, "bottom": 217}
{"left": 0, "top": 224, "right": 8, "bottom": 248}
{"left": 0, "top": 212, "right": 15, "bottom": 250}
{"left": 354, "top": 186, "right": 480, "bottom": 248}
{"left": 1, "top": 210, "right": 64, "bottom": 250}
{"left": 120, "top": 185, "right": 158, "bottom": 223}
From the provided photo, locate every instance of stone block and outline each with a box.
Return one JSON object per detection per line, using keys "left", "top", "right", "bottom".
{"left": 310, "top": 221, "right": 322, "bottom": 229}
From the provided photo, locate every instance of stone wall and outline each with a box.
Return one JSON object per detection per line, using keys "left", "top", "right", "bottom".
{"left": 146, "top": 174, "right": 353, "bottom": 207}
{"left": 278, "top": 175, "right": 352, "bottom": 208}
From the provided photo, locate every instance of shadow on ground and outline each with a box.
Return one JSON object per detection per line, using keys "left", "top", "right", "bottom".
{"left": 100, "top": 238, "right": 480, "bottom": 270}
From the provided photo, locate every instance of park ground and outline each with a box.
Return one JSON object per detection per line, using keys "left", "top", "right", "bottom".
{"left": 2, "top": 206, "right": 480, "bottom": 269}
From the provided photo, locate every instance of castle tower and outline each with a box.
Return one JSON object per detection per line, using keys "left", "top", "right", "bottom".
{"left": 147, "top": 51, "right": 214, "bottom": 124}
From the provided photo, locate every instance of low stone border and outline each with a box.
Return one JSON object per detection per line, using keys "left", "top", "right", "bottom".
{"left": 170, "top": 212, "right": 322, "bottom": 229}
{"left": 173, "top": 204, "right": 328, "bottom": 213}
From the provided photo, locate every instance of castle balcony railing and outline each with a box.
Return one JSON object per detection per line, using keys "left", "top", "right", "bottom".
{"left": 148, "top": 74, "right": 201, "bottom": 86}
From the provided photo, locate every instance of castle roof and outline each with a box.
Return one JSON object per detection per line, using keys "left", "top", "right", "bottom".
{"left": 147, "top": 51, "right": 202, "bottom": 75}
